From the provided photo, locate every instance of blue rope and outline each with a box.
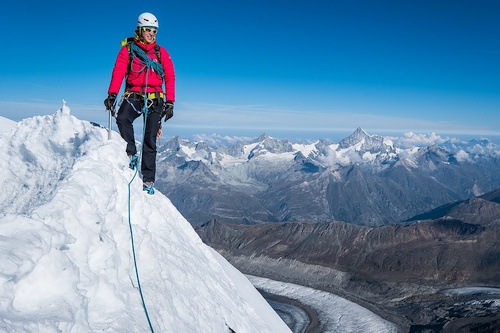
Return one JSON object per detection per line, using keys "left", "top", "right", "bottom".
{"left": 126, "top": 112, "right": 155, "bottom": 333}
{"left": 129, "top": 42, "right": 164, "bottom": 77}
{"left": 126, "top": 59, "right": 156, "bottom": 333}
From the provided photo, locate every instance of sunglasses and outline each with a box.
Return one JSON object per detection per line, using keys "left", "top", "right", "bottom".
{"left": 142, "top": 27, "right": 157, "bottom": 34}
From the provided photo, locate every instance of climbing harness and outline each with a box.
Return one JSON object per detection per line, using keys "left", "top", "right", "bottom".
{"left": 124, "top": 98, "right": 145, "bottom": 115}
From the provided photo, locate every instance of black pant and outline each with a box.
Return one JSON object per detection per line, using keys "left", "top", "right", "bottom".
{"left": 116, "top": 97, "right": 163, "bottom": 183}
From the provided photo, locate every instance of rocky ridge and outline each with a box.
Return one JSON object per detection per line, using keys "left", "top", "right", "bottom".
{"left": 195, "top": 189, "right": 500, "bottom": 331}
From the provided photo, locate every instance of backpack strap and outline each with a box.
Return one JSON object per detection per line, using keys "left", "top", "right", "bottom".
{"left": 119, "top": 37, "right": 135, "bottom": 91}
{"left": 154, "top": 45, "right": 161, "bottom": 63}
{"left": 153, "top": 45, "right": 164, "bottom": 94}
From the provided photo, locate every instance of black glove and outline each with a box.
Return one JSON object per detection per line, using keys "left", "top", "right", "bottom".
{"left": 162, "top": 100, "right": 174, "bottom": 122}
{"left": 104, "top": 93, "right": 117, "bottom": 111}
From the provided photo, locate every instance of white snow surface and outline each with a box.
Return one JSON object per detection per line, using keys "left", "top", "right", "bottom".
{"left": 0, "top": 106, "right": 291, "bottom": 333}
{"left": 0, "top": 115, "right": 16, "bottom": 134}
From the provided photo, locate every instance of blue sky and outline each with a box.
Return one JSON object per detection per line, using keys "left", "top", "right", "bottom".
{"left": 1, "top": 0, "right": 499, "bottom": 143}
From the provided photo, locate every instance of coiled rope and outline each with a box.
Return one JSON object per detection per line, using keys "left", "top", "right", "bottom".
{"left": 129, "top": 42, "right": 164, "bottom": 77}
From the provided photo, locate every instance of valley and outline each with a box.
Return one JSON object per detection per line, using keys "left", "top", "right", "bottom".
{"left": 195, "top": 190, "right": 500, "bottom": 332}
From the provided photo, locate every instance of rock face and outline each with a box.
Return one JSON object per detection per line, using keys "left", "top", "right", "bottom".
{"left": 195, "top": 189, "right": 500, "bottom": 330}
{"left": 408, "top": 189, "right": 500, "bottom": 227}
{"left": 197, "top": 218, "right": 500, "bottom": 287}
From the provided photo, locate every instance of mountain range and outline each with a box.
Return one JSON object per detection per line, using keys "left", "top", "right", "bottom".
{"left": 155, "top": 128, "right": 500, "bottom": 226}
{"left": 2, "top": 110, "right": 499, "bottom": 332}
{"left": 154, "top": 129, "right": 500, "bottom": 330}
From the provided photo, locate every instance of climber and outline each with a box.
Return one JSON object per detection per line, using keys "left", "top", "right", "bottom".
{"left": 104, "top": 12, "right": 175, "bottom": 195}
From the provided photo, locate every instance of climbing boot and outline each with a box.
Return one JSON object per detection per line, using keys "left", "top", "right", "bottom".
{"left": 143, "top": 182, "right": 155, "bottom": 195}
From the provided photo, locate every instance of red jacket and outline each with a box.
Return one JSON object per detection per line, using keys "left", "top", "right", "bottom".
{"left": 108, "top": 39, "right": 175, "bottom": 102}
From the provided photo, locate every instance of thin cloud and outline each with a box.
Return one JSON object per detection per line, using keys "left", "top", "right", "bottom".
{"left": 172, "top": 102, "right": 500, "bottom": 137}
{"left": 2, "top": 100, "right": 500, "bottom": 140}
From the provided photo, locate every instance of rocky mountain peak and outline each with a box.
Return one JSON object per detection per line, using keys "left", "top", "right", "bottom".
{"left": 161, "top": 135, "right": 190, "bottom": 152}
{"left": 413, "top": 144, "right": 455, "bottom": 166}
{"left": 248, "top": 133, "right": 294, "bottom": 159}
{"left": 469, "top": 138, "right": 491, "bottom": 146}
{"left": 255, "top": 133, "right": 272, "bottom": 142}
{"left": 337, "top": 127, "right": 369, "bottom": 148}
{"left": 337, "top": 127, "right": 394, "bottom": 153}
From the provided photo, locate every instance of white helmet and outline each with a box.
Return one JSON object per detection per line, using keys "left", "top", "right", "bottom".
{"left": 137, "top": 12, "right": 159, "bottom": 29}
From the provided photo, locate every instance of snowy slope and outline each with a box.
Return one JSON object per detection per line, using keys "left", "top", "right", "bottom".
{"left": 0, "top": 104, "right": 290, "bottom": 333}
{"left": 0, "top": 115, "right": 16, "bottom": 134}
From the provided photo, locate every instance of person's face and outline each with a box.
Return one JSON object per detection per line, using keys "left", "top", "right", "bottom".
{"left": 141, "top": 27, "right": 157, "bottom": 44}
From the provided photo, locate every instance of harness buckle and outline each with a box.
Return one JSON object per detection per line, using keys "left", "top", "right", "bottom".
{"left": 145, "top": 92, "right": 164, "bottom": 100}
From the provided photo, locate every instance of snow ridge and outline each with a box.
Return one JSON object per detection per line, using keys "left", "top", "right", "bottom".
{"left": 0, "top": 108, "right": 290, "bottom": 333}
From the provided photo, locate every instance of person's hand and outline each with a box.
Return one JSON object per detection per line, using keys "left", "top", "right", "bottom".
{"left": 162, "top": 100, "right": 174, "bottom": 122}
{"left": 104, "top": 93, "right": 117, "bottom": 111}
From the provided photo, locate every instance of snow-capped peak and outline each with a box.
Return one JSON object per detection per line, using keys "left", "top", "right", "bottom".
{"left": 336, "top": 127, "right": 396, "bottom": 156}
{"left": 248, "top": 134, "right": 294, "bottom": 159}
{"left": 337, "top": 127, "right": 369, "bottom": 148}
